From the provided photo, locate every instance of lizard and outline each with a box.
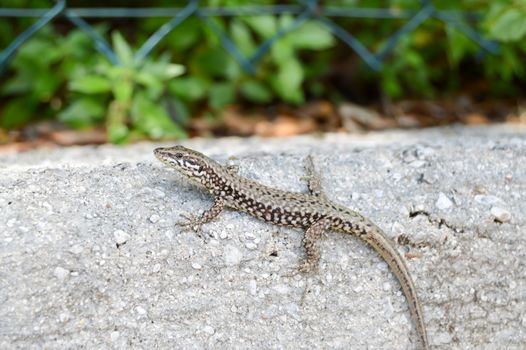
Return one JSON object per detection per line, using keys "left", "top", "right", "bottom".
{"left": 154, "top": 145, "right": 429, "bottom": 350}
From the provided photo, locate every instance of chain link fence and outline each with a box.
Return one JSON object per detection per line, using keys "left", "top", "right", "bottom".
{"left": 1, "top": 0, "right": 498, "bottom": 74}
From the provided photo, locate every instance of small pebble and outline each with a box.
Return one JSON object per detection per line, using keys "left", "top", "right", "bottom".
{"left": 382, "top": 281, "right": 391, "bottom": 291}
{"left": 202, "top": 325, "right": 215, "bottom": 335}
{"left": 59, "top": 312, "right": 70, "bottom": 322}
{"left": 434, "top": 331, "right": 453, "bottom": 345}
{"left": 69, "top": 245, "right": 83, "bottom": 255}
{"left": 436, "top": 192, "right": 453, "bottom": 210}
{"left": 164, "top": 230, "right": 174, "bottom": 240}
{"left": 113, "top": 230, "right": 130, "bottom": 245}
{"left": 53, "top": 266, "right": 70, "bottom": 280}
{"left": 273, "top": 284, "right": 290, "bottom": 294}
{"left": 284, "top": 303, "right": 302, "bottom": 321}
{"left": 152, "top": 188, "right": 166, "bottom": 198}
{"left": 491, "top": 207, "right": 511, "bottom": 223}
{"left": 149, "top": 214, "right": 160, "bottom": 223}
{"left": 410, "top": 160, "right": 426, "bottom": 168}
{"left": 110, "top": 331, "right": 120, "bottom": 341}
{"left": 383, "top": 298, "right": 395, "bottom": 315}
{"left": 474, "top": 195, "right": 501, "bottom": 205}
{"left": 136, "top": 306, "right": 147, "bottom": 315}
{"left": 224, "top": 244, "right": 243, "bottom": 266}
{"left": 245, "top": 242, "right": 257, "bottom": 250}
{"left": 325, "top": 272, "right": 333, "bottom": 283}
{"left": 244, "top": 232, "right": 256, "bottom": 240}
{"left": 249, "top": 279, "right": 257, "bottom": 296}
{"left": 152, "top": 263, "right": 161, "bottom": 273}
{"left": 191, "top": 262, "right": 202, "bottom": 270}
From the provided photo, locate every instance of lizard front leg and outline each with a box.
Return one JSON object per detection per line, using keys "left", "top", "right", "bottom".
{"left": 177, "top": 197, "right": 225, "bottom": 232}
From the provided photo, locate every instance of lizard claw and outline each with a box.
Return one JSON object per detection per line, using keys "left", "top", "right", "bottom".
{"left": 176, "top": 213, "right": 203, "bottom": 232}
{"left": 297, "top": 259, "right": 319, "bottom": 274}
{"left": 299, "top": 175, "right": 312, "bottom": 183}
{"left": 282, "top": 260, "right": 318, "bottom": 278}
{"left": 282, "top": 268, "right": 300, "bottom": 278}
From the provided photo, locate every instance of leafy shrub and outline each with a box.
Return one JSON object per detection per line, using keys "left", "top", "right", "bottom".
{"left": 1, "top": 0, "right": 525, "bottom": 142}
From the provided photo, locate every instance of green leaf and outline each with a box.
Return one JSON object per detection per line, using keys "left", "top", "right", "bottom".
{"left": 58, "top": 97, "right": 105, "bottom": 128}
{"left": 111, "top": 75, "right": 133, "bottom": 103}
{"left": 193, "top": 46, "right": 233, "bottom": 78}
{"left": 108, "top": 122, "right": 129, "bottom": 144}
{"left": 169, "top": 77, "right": 209, "bottom": 101}
{"left": 278, "top": 14, "right": 294, "bottom": 29}
{"left": 61, "top": 29, "right": 91, "bottom": 57}
{"left": 16, "top": 38, "right": 63, "bottom": 67}
{"left": 202, "top": 17, "right": 224, "bottom": 46}
{"left": 271, "top": 38, "right": 294, "bottom": 64}
{"left": 106, "top": 98, "right": 129, "bottom": 143}
{"left": 244, "top": 15, "right": 276, "bottom": 39}
{"left": 272, "top": 58, "right": 304, "bottom": 104}
{"left": 496, "top": 45, "right": 525, "bottom": 81}
{"left": 240, "top": 80, "right": 272, "bottom": 103}
{"left": 105, "top": 66, "right": 137, "bottom": 106}
{"left": 1, "top": 74, "right": 31, "bottom": 95}
{"left": 231, "top": 20, "right": 256, "bottom": 56}
{"left": 381, "top": 68, "right": 402, "bottom": 98}
{"left": 131, "top": 92, "right": 186, "bottom": 139}
{"left": 163, "top": 17, "right": 201, "bottom": 51}
{"left": 404, "top": 50, "right": 424, "bottom": 68}
{"left": 446, "top": 26, "right": 477, "bottom": 66}
{"left": 490, "top": 8, "right": 526, "bottom": 42}
{"left": 33, "top": 69, "right": 60, "bottom": 101}
{"left": 112, "top": 31, "right": 134, "bottom": 65}
{"left": 134, "top": 70, "right": 162, "bottom": 92}
{"left": 0, "top": 98, "right": 35, "bottom": 129}
{"left": 165, "top": 64, "right": 186, "bottom": 79}
{"left": 289, "top": 21, "right": 334, "bottom": 50}
{"left": 70, "top": 75, "right": 112, "bottom": 94}
{"left": 209, "top": 82, "right": 236, "bottom": 109}
{"left": 142, "top": 61, "right": 185, "bottom": 81}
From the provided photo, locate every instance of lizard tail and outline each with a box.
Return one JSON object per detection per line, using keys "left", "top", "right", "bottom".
{"left": 355, "top": 222, "right": 429, "bottom": 350}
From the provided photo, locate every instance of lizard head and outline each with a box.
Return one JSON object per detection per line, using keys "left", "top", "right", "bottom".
{"left": 154, "top": 145, "right": 219, "bottom": 185}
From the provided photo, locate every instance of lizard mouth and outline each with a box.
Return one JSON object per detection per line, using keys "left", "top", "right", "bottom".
{"left": 153, "top": 147, "right": 165, "bottom": 156}
{"left": 153, "top": 147, "right": 173, "bottom": 165}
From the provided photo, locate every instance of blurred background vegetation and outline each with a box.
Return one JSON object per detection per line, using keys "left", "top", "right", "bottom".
{"left": 1, "top": 0, "right": 525, "bottom": 146}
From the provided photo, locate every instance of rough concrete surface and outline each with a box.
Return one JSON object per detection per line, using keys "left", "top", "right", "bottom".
{"left": 0, "top": 125, "right": 525, "bottom": 349}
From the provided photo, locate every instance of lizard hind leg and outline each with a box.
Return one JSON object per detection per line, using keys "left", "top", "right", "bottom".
{"left": 298, "top": 218, "right": 332, "bottom": 273}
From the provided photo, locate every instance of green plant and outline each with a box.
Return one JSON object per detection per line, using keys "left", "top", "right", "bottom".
{"left": 482, "top": 1, "right": 526, "bottom": 92}
{"left": 1, "top": 26, "right": 94, "bottom": 129}
{"left": 162, "top": 14, "right": 335, "bottom": 117}
{"left": 2, "top": 0, "right": 526, "bottom": 144}
{"left": 66, "top": 32, "right": 186, "bottom": 143}
{"left": 487, "top": 1, "right": 526, "bottom": 42}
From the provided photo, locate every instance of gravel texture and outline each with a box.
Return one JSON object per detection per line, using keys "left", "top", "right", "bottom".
{"left": 0, "top": 125, "right": 525, "bottom": 349}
